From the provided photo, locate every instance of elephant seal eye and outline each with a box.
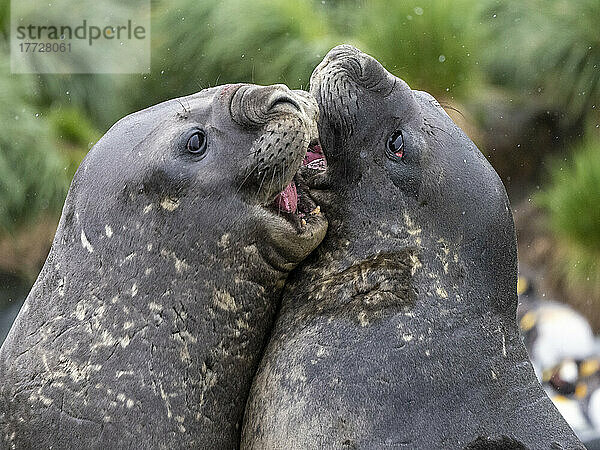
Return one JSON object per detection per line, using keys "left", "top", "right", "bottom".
{"left": 187, "top": 131, "right": 207, "bottom": 155}
{"left": 387, "top": 130, "right": 404, "bottom": 159}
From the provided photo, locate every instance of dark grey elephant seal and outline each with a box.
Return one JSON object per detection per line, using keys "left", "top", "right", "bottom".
{"left": 242, "top": 46, "right": 583, "bottom": 449}
{"left": 0, "top": 83, "right": 327, "bottom": 449}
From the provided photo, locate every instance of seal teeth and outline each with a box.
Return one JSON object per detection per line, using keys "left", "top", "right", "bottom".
{"left": 310, "top": 206, "right": 321, "bottom": 216}
{"left": 303, "top": 141, "right": 327, "bottom": 170}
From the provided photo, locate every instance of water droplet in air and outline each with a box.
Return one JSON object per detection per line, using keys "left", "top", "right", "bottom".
{"left": 414, "top": 6, "right": 423, "bottom": 15}
{"left": 438, "top": 55, "right": 446, "bottom": 63}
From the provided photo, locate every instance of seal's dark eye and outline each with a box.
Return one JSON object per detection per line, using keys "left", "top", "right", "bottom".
{"left": 187, "top": 131, "right": 207, "bottom": 155}
{"left": 387, "top": 130, "right": 404, "bottom": 159}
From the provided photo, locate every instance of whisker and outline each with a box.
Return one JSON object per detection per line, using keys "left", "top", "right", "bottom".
{"left": 439, "top": 102, "right": 464, "bottom": 118}
{"left": 176, "top": 99, "right": 190, "bottom": 118}
{"left": 267, "top": 166, "right": 277, "bottom": 200}
{"left": 256, "top": 170, "right": 268, "bottom": 199}
{"left": 236, "top": 164, "right": 258, "bottom": 194}
{"left": 244, "top": 148, "right": 261, "bottom": 158}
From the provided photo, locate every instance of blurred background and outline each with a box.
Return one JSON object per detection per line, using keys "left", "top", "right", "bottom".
{"left": 0, "top": 0, "right": 599, "bottom": 443}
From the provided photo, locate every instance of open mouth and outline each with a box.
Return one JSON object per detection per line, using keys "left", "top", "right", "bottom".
{"left": 271, "top": 139, "right": 327, "bottom": 227}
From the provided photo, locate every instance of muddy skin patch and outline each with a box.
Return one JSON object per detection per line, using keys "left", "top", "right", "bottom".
{"left": 301, "top": 250, "right": 417, "bottom": 326}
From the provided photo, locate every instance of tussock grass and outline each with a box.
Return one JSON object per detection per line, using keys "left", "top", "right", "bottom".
{"left": 482, "top": 0, "right": 600, "bottom": 126}
{"left": 538, "top": 133, "right": 600, "bottom": 302}
{"left": 0, "top": 52, "right": 69, "bottom": 234}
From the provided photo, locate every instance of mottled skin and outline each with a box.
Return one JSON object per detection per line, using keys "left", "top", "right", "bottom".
{"left": 242, "top": 46, "right": 583, "bottom": 449}
{"left": 0, "top": 84, "right": 326, "bottom": 449}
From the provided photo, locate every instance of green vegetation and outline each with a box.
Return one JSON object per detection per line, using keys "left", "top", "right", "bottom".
{"left": 0, "top": 51, "right": 69, "bottom": 233}
{"left": 0, "top": 0, "right": 8, "bottom": 37}
{"left": 483, "top": 0, "right": 600, "bottom": 126}
{"left": 22, "top": 0, "right": 343, "bottom": 131}
{"left": 125, "top": 0, "right": 340, "bottom": 114}
{"left": 47, "top": 106, "right": 102, "bottom": 177}
{"left": 349, "top": 0, "right": 481, "bottom": 98}
{"left": 0, "top": 36, "right": 99, "bottom": 235}
{"left": 538, "top": 133, "right": 600, "bottom": 297}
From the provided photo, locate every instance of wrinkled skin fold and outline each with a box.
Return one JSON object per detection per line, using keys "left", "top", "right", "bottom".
{"left": 242, "top": 46, "right": 583, "bottom": 449}
{"left": 0, "top": 83, "right": 327, "bottom": 449}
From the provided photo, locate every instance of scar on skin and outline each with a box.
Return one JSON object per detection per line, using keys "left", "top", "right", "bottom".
{"left": 435, "top": 286, "right": 448, "bottom": 299}
{"left": 81, "top": 229, "right": 94, "bottom": 253}
{"left": 120, "top": 253, "right": 136, "bottom": 266}
{"left": 357, "top": 311, "right": 369, "bottom": 327}
{"left": 403, "top": 212, "right": 422, "bottom": 236}
{"left": 159, "top": 382, "right": 173, "bottom": 419}
{"left": 160, "top": 197, "right": 180, "bottom": 211}
{"left": 149, "top": 302, "right": 163, "bottom": 312}
{"left": 73, "top": 301, "right": 87, "bottom": 321}
{"left": 214, "top": 289, "right": 238, "bottom": 311}
{"left": 218, "top": 234, "right": 230, "bottom": 248}
{"left": 409, "top": 253, "right": 422, "bottom": 276}
{"left": 160, "top": 249, "right": 190, "bottom": 273}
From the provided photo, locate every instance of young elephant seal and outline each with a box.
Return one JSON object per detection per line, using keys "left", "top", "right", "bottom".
{"left": 0, "top": 83, "right": 327, "bottom": 449}
{"left": 242, "top": 46, "right": 583, "bottom": 449}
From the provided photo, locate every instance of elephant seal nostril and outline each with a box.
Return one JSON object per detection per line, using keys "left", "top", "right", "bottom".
{"left": 267, "top": 94, "right": 302, "bottom": 113}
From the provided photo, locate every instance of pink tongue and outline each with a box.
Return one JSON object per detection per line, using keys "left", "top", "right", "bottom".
{"left": 274, "top": 182, "right": 298, "bottom": 213}
{"left": 303, "top": 144, "right": 325, "bottom": 166}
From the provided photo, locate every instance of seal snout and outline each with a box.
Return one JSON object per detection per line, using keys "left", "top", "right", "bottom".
{"left": 310, "top": 44, "right": 361, "bottom": 82}
{"left": 229, "top": 83, "right": 326, "bottom": 246}
{"left": 311, "top": 45, "right": 396, "bottom": 96}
